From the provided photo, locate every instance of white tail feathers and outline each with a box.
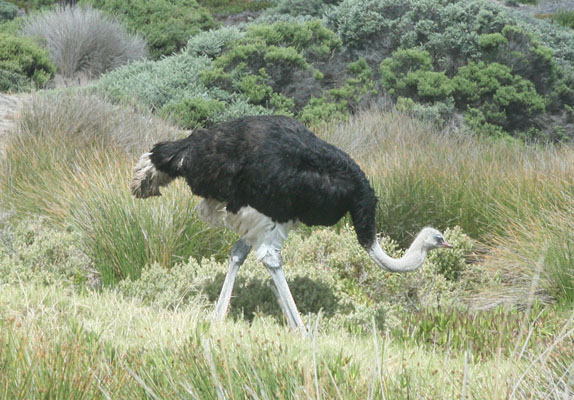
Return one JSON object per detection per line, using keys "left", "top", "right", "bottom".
{"left": 130, "top": 152, "right": 174, "bottom": 198}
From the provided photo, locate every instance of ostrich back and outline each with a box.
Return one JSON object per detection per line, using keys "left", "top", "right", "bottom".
{"left": 150, "top": 115, "right": 377, "bottom": 244}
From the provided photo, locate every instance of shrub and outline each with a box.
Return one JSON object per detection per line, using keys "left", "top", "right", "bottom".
{"left": 552, "top": 10, "right": 574, "bottom": 30}
{"left": 160, "top": 97, "right": 226, "bottom": 129}
{"left": 272, "top": 0, "right": 336, "bottom": 17}
{"left": 301, "top": 58, "right": 377, "bottom": 124}
{"left": 21, "top": 6, "right": 146, "bottom": 78}
{"left": 94, "top": 52, "right": 271, "bottom": 127}
{"left": 0, "top": 0, "right": 18, "bottom": 21}
{"left": 452, "top": 61, "right": 546, "bottom": 133}
{"left": 82, "top": 0, "right": 216, "bottom": 59}
{"left": 202, "top": 19, "right": 341, "bottom": 113}
{"left": 186, "top": 26, "right": 244, "bottom": 58}
{"left": 380, "top": 49, "right": 454, "bottom": 102}
{"left": 198, "top": 0, "right": 273, "bottom": 15}
{"left": 10, "top": 0, "right": 60, "bottom": 10}
{"left": 325, "top": 0, "right": 512, "bottom": 68}
{"left": 380, "top": 47, "right": 549, "bottom": 137}
{"left": 119, "top": 224, "right": 472, "bottom": 332}
{"left": 0, "top": 218, "right": 91, "bottom": 286}
{"left": 0, "top": 33, "right": 54, "bottom": 91}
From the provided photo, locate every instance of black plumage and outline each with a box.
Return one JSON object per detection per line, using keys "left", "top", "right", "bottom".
{"left": 148, "top": 115, "right": 378, "bottom": 248}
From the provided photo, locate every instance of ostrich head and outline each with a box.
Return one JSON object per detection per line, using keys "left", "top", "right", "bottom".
{"left": 419, "top": 227, "right": 453, "bottom": 251}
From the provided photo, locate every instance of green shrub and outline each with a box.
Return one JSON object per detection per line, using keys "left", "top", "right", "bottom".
{"left": 94, "top": 52, "right": 271, "bottom": 127}
{"left": 552, "top": 10, "right": 574, "bottom": 30}
{"left": 198, "top": 0, "right": 273, "bottom": 15}
{"left": 380, "top": 47, "right": 549, "bottom": 136}
{"left": 119, "top": 224, "right": 472, "bottom": 332}
{"left": 160, "top": 97, "right": 226, "bottom": 129}
{"left": 0, "top": 218, "right": 91, "bottom": 286}
{"left": 82, "top": 0, "right": 216, "bottom": 59}
{"left": 380, "top": 49, "right": 454, "bottom": 102}
{"left": 325, "top": 0, "right": 512, "bottom": 68}
{"left": 10, "top": 0, "right": 59, "bottom": 10}
{"left": 300, "top": 97, "right": 348, "bottom": 125}
{"left": 0, "top": 32, "right": 54, "bottom": 91}
{"left": 271, "top": 0, "right": 338, "bottom": 18}
{"left": 479, "top": 25, "right": 559, "bottom": 97}
{"left": 186, "top": 25, "right": 244, "bottom": 58}
{"left": 452, "top": 61, "right": 546, "bottom": 133}
{"left": 0, "top": 0, "right": 18, "bottom": 21}
{"left": 21, "top": 6, "right": 146, "bottom": 78}
{"left": 301, "top": 58, "right": 377, "bottom": 124}
{"left": 326, "top": 0, "right": 571, "bottom": 136}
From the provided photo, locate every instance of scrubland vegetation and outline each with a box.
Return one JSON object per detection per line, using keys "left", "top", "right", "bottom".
{"left": 1, "top": 0, "right": 573, "bottom": 398}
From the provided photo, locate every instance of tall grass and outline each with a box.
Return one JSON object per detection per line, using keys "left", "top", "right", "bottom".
{"left": 21, "top": 6, "right": 146, "bottom": 79}
{"left": 318, "top": 109, "right": 574, "bottom": 247}
{"left": 1, "top": 283, "right": 572, "bottom": 399}
{"left": 0, "top": 92, "right": 232, "bottom": 284}
{"left": 486, "top": 196, "right": 574, "bottom": 306}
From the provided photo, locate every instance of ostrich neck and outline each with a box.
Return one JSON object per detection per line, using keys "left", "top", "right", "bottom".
{"left": 367, "top": 237, "right": 427, "bottom": 273}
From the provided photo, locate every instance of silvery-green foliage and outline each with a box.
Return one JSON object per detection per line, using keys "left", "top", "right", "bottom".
{"left": 512, "top": 10, "right": 574, "bottom": 65}
{"left": 325, "top": 0, "right": 512, "bottom": 69}
{"left": 0, "top": 219, "right": 91, "bottom": 286}
{"left": 186, "top": 27, "right": 244, "bottom": 59}
{"left": 21, "top": 6, "right": 146, "bottom": 78}
{"left": 271, "top": 0, "right": 337, "bottom": 18}
{"left": 95, "top": 53, "right": 215, "bottom": 110}
{"left": 94, "top": 52, "right": 265, "bottom": 127}
{"left": 119, "top": 225, "right": 473, "bottom": 332}
{"left": 250, "top": 13, "right": 316, "bottom": 25}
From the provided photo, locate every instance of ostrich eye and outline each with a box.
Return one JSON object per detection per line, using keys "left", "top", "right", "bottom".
{"left": 435, "top": 234, "right": 443, "bottom": 242}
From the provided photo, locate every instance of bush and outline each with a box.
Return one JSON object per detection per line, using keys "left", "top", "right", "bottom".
{"left": 160, "top": 97, "right": 226, "bottom": 129}
{"left": 201, "top": 19, "right": 342, "bottom": 114}
{"left": 301, "top": 58, "right": 378, "bottom": 124}
{"left": 0, "top": 218, "right": 91, "bottom": 286}
{"left": 21, "top": 6, "right": 146, "bottom": 79}
{"left": 119, "top": 225, "right": 473, "bottom": 332}
{"left": 552, "top": 10, "right": 574, "bottom": 30}
{"left": 271, "top": 0, "right": 337, "bottom": 18}
{"left": 94, "top": 52, "right": 271, "bottom": 127}
{"left": 0, "top": 0, "right": 18, "bottom": 21}
{"left": 82, "top": 0, "right": 216, "bottom": 59}
{"left": 324, "top": 0, "right": 572, "bottom": 138}
{"left": 0, "top": 33, "right": 54, "bottom": 91}
{"left": 452, "top": 61, "right": 546, "bottom": 133}
{"left": 186, "top": 26, "right": 244, "bottom": 58}
{"left": 380, "top": 49, "right": 454, "bottom": 102}
{"left": 96, "top": 19, "right": 345, "bottom": 124}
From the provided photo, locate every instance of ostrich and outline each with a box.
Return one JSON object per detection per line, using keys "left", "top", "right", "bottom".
{"left": 130, "top": 115, "right": 452, "bottom": 334}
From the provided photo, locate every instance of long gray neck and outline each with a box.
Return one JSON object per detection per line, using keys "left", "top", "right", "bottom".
{"left": 367, "top": 234, "right": 428, "bottom": 273}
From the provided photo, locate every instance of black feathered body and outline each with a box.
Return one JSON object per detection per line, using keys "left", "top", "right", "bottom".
{"left": 149, "top": 116, "right": 378, "bottom": 248}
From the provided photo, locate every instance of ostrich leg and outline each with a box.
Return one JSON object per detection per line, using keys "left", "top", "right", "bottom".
{"left": 212, "top": 239, "right": 251, "bottom": 321}
{"left": 261, "top": 249, "right": 307, "bottom": 335}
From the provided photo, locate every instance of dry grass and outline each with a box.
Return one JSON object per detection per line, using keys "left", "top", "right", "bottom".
{"left": 318, "top": 107, "right": 574, "bottom": 248}
{"left": 21, "top": 6, "right": 146, "bottom": 79}
{"left": 1, "top": 282, "right": 571, "bottom": 399}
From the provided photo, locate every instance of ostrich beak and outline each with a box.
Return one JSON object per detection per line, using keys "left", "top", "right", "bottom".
{"left": 441, "top": 240, "right": 453, "bottom": 249}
